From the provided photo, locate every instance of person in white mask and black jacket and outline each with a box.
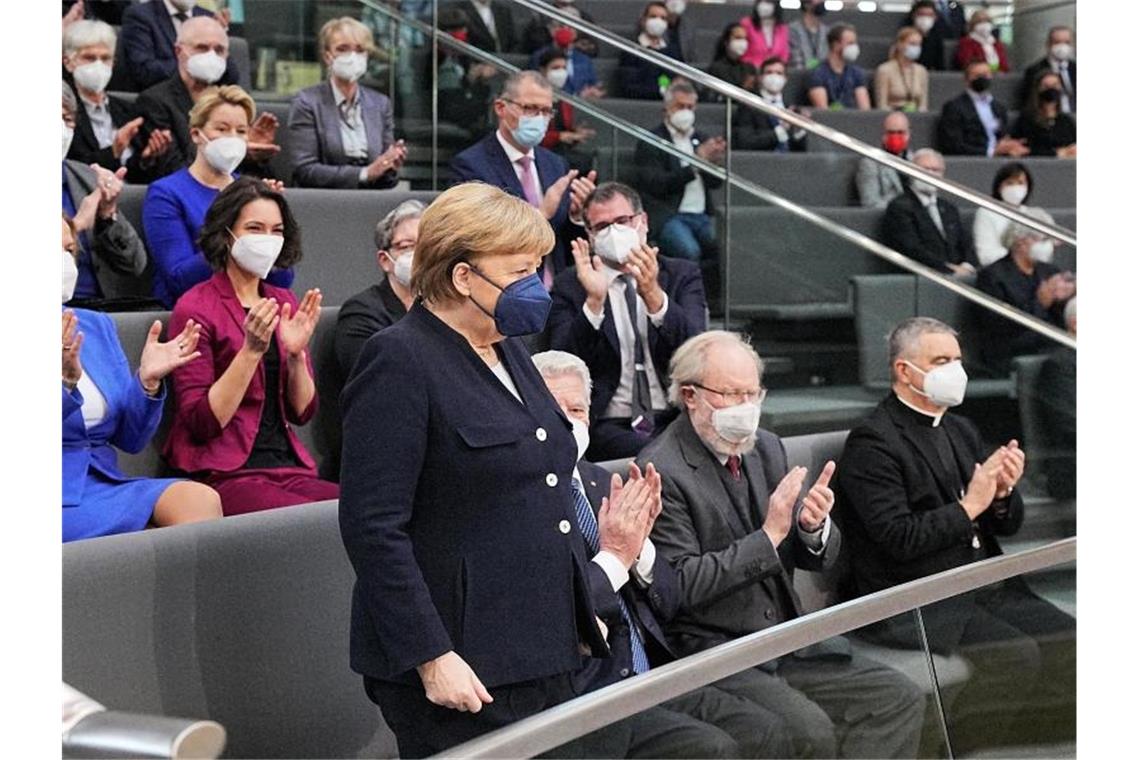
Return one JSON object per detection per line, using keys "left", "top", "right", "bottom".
{"left": 732, "top": 56, "right": 808, "bottom": 152}
{"left": 549, "top": 182, "right": 707, "bottom": 461}
{"left": 143, "top": 85, "right": 293, "bottom": 308}
{"left": 164, "top": 177, "right": 338, "bottom": 516}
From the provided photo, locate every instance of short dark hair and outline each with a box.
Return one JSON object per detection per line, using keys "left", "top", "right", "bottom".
{"left": 537, "top": 47, "right": 567, "bottom": 70}
{"left": 827, "top": 23, "right": 855, "bottom": 48}
{"left": 437, "top": 7, "right": 468, "bottom": 32}
{"left": 911, "top": 1, "right": 937, "bottom": 13}
{"left": 990, "top": 162, "right": 1034, "bottom": 203}
{"left": 759, "top": 55, "right": 785, "bottom": 75}
{"left": 582, "top": 181, "right": 644, "bottom": 218}
{"left": 197, "top": 177, "right": 303, "bottom": 272}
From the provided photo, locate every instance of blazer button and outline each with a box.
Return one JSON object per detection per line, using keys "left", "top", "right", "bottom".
{"left": 764, "top": 608, "right": 775, "bottom": 620}
{"left": 620, "top": 668, "right": 631, "bottom": 678}
{"left": 559, "top": 520, "right": 571, "bottom": 534}
{"left": 546, "top": 473, "right": 559, "bottom": 487}
{"left": 536, "top": 427, "right": 547, "bottom": 441}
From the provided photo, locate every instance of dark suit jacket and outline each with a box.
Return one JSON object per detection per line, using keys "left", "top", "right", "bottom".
{"left": 573, "top": 460, "right": 681, "bottom": 689}
{"left": 975, "top": 255, "right": 1065, "bottom": 371}
{"left": 119, "top": 1, "right": 238, "bottom": 91}
{"left": 450, "top": 131, "right": 575, "bottom": 274}
{"left": 732, "top": 106, "right": 808, "bottom": 153}
{"left": 617, "top": 41, "right": 683, "bottom": 100}
{"left": 549, "top": 257, "right": 706, "bottom": 423}
{"left": 1021, "top": 58, "right": 1076, "bottom": 110}
{"left": 834, "top": 393, "right": 1024, "bottom": 650}
{"left": 63, "top": 160, "right": 152, "bottom": 303}
{"left": 636, "top": 415, "right": 843, "bottom": 660}
{"left": 633, "top": 124, "right": 725, "bottom": 240}
{"left": 66, "top": 87, "right": 139, "bottom": 176}
{"left": 334, "top": 278, "right": 409, "bottom": 378}
{"left": 937, "top": 91, "right": 1010, "bottom": 157}
{"left": 287, "top": 81, "right": 397, "bottom": 189}
{"left": 882, "top": 187, "right": 977, "bottom": 274}
{"left": 338, "top": 302, "right": 609, "bottom": 687}
{"left": 454, "top": 0, "right": 518, "bottom": 54}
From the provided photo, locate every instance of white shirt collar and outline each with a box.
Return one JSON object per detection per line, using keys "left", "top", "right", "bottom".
{"left": 164, "top": 0, "right": 186, "bottom": 18}
{"left": 665, "top": 121, "right": 694, "bottom": 141}
{"left": 967, "top": 88, "right": 993, "bottom": 105}
{"left": 638, "top": 32, "right": 668, "bottom": 50}
{"left": 331, "top": 81, "right": 357, "bottom": 108}
{"left": 895, "top": 391, "right": 946, "bottom": 427}
{"left": 495, "top": 128, "right": 533, "bottom": 164}
{"left": 761, "top": 91, "right": 785, "bottom": 107}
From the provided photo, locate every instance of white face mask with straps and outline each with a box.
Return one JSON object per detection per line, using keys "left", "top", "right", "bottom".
{"left": 230, "top": 231, "right": 284, "bottom": 279}
{"left": 905, "top": 360, "right": 968, "bottom": 408}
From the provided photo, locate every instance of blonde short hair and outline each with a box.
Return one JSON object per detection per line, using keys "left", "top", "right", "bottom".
{"left": 319, "top": 16, "right": 375, "bottom": 55}
{"left": 667, "top": 331, "right": 764, "bottom": 407}
{"left": 412, "top": 182, "right": 555, "bottom": 304}
{"left": 188, "top": 85, "right": 256, "bottom": 130}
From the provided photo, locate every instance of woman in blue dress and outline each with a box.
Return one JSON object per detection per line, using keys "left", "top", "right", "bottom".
{"left": 62, "top": 216, "right": 222, "bottom": 542}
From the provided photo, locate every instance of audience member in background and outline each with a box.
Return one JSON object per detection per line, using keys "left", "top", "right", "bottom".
{"left": 617, "top": 2, "right": 683, "bottom": 100}
{"left": 903, "top": 1, "right": 950, "bottom": 71}
{"left": 64, "top": 20, "right": 175, "bottom": 182}
{"left": 119, "top": 0, "right": 238, "bottom": 91}
{"left": 62, "top": 214, "right": 221, "bottom": 543}
{"left": 1036, "top": 298, "right": 1076, "bottom": 499}
{"left": 875, "top": 27, "right": 929, "bottom": 111}
{"left": 739, "top": 1, "right": 789, "bottom": 68}
{"left": 633, "top": 79, "right": 725, "bottom": 268}
{"left": 134, "top": 16, "right": 279, "bottom": 183}
{"left": 63, "top": 0, "right": 134, "bottom": 28}
{"left": 955, "top": 9, "right": 1008, "bottom": 73}
{"left": 806, "top": 23, "right": 870, "bottom": 110}
{"left": 62, "top": 83, "right": 152, "bottom": 311}
{"left": 883, "top": 148, "right": 978, "bottom": 278}
{"left": 1011, "top": 71, "right": 1077, "bottom": 159}
{"left": 521, "top": 0, "right": 598, "bottom": 57}
{"left": 334, "top": 200, "right": 424, "bottom": 378}
{"left": 732, "top": 57, "right": 807, "bottom": 153}
{"left": 938, "top": 60, "right": 1027, "bottom": 157}
{"left": 835, "top": 317, "right": 1075, "bottom": 754}
{"left": 549, "top": 182, "right": 706, "bottom": 461}
{"left": 973, "top": 162, "right": 1056, "bottom": 267}
{"left": 664, "top": 0, "right": 697, "bottom": 65}
{"left": 976, "top": 212, "right": 1074, "bottom": 372}
{"left": 637, "top": 330, "right": 927, "bottom": 759}
{"left": 533, "top": 349, "right": 796, "bottom": 758}
{"left": 788, "top": 0, "right": 830, "bottom": 70}
{"left": 143, "top": 85, "right": 294, "bottom": 309}
{"left": 856, "top": 110, "right": 912, "bottom": 209}
{"left": 707, "top": 23, "right": 757, "bottom": 97}
{"left": 450, "top": 70, "right": 595, "bottom": 286}
{"left": 453, "top": 0, "right": 518, "bottom": 54}
{"left": 538, "top": 49, "right": 597, "bottom": 175}
{"left": 288, "top": 17, "right": 406, "bottom": 189}
{"left": 1021, "top": 26, "right": 1075, "bottom": 113}
{"left": 165, "top": 178, "right": 337, "bottom": 516}
{"left": 528, "top": 8, "right": 603, "bottom": 98}
{"left": 434, "top": 7, "right": 499, "bottom": 141}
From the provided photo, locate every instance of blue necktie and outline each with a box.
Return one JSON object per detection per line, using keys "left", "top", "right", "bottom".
{"left": 571, "top": 478, "right": 651, "bottom": 675}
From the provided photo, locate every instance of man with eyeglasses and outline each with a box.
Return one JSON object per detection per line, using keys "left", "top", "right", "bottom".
{"left": 549, "top": 182, "right": 707, "bottom": 461}
{"left": 451, "top": 70, "right": 596, "bottom": 288}
{"left": 636, "top": 330, "right": 926, "bottom": 759}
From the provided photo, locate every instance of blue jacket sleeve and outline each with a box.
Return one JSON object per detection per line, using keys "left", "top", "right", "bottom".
{"left": 97, "top": 314, "right": 164, "bottom": 455}
{"left": 143, "top": 182, "right": 213, "bottom": 305}
{"left": 449, "top": 149, "right": 481, "bottom": 185}
{"left": 266, "top": 268, "right": 295, "bottom": 289}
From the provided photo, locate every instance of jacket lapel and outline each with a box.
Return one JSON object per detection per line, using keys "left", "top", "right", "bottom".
{"left": 889, "top": 401, "right": 961, "bottom": 503}
{"left": 486, "top": 134, "right": 526, "bottom": 197}
{"left": 360, "top": 88, "right": 383, "bottom": 158}
{"left": 321, "top": 82, "right": 348, "bottom": 163}
{"left": 676, "top": 415, "right": 750, "bottom": 538}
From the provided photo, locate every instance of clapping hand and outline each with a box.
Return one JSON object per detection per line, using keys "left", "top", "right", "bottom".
{"left": 993, "top": 439, "right": 1025, "bottom": 498}
{"left": 762, "top": 466, "right": 808, "bottom": 548}
{"left": 960, "top": 450, "right": 1005, "bottom": 519}
{"left": 278, "top": 289, "right": 322, "bottom": 358}
{"left": 571, "top": 237, "right": 608, "bottom": 314}
{"left": 242, "top": 297, "right": 280, "bottom": 355}
{"left": 138, "top": 319, "right": 202, "bottom": 393}
{"left": 247, "top": 112, "right": 281, "bottom": 161}
{"left": 541, "top": 169, "right": 579, "bottom": 221}
{"left": 112, "top": 117, "right": 144, "bottom": 159}
{"left": 62, "top": 310, "right": 85, "bottom": 389}
{"left": 366, "top": 140, "right": 408, "bottom": 182}
{"left": 568, "top": 169, "right": 597, "bottom": 220}
{"left": 90, "top": 164, "right": 127, "bottom": 220}
{"left": 623, "top": 243, "right": 665, "bottom": 314}
{"left": 798, "top": 461, "right": 836, "bottom": 532}
{"left": 598, "top": 464, "right": 658, "bottom": 568}
{"left": 140, "top": 128, "right": 173, "bottom": 161}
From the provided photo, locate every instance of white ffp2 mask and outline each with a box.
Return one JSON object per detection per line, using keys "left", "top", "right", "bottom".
{"left": 593, "top": 223, "right": 642, "bottom": 265}
{"left": 230, "top": 232, "right": 284, "bottom": 279}
{"left": 710, "top": 400, "right": 761, "bottom": 443}
{"left": 906, "top": 360, "right": 968, "bottom": 408}
{"left": 186, "top": 51, "right": 227, "bottom": 84}
{"left": 63, "top": 250, "right": 78, "bottom": 303}
{"left": 201, "top": 135, "right": 247, "bottom": 174}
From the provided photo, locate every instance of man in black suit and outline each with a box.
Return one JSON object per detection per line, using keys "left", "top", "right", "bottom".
{"left": 882, "top": 148, "right": 979, "bottom": 277}
{"left": 118, "top": 0, "right": 239, "bottom": 91}
{"left": 834, "top": 317, "right": 1075, "bottom": 752}
{"left": 1020, "top": 25, "right": 1076, "bottom": 113}
{"left": 632, "top": 79, "right": 725, "bottom": 267}
{"left": 637, "top": 331, "right": 927, "bottom": 759}
{"left": 549, "top": 182, "right": 707, "bottom": 461}
{"left": 452, "top": 0, "right": 518, "bottom": 54}
{"left": 904, "top": 0, "right": 966, "bottom": 71}
{"left": 938, "top": 60, "right": 1028, "bottom": 158}
{"left": 534, "top": 350, "right": 794, "bottom": 758}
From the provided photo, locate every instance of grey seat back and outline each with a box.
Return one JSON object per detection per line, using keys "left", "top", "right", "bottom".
{"left": 851, "top": 275, "right": 917, "bottom": 390}
{"left": 229, "top": 36, "right": 253, "bottom": 91}
{"left": 291, "top": 306, "right": 344, "bottom": 481}
{"left": 1010, "top": 353, "right": 1050, "bottom": 491}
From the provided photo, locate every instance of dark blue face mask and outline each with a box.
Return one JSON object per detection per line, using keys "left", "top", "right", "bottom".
{"left": 467, "top": 264, "right": 552, "bottom": 336}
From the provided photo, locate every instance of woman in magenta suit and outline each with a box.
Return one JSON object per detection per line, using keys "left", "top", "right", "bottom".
{"left": 740, "top": 1, "right": 791, "bottom": 68}
{"left": 164, "top": 177, "right": 338, "bottom": 515}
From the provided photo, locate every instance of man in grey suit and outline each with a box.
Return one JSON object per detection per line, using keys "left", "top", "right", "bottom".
{"left": 287, "top": 17, "right": 407, "bottom": 189}
{"left": 636, "top": 330, "right": 926, "bottom": 759}
{"left": 856, "top": 110, "right": 910, "bottom": 209}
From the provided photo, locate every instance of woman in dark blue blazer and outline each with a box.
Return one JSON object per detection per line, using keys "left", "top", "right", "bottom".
{"left": 61, "top": 216, "right": 221, "bottom": 543}
{"left": 338, "top": 183, "right": 610, "bottom": 758}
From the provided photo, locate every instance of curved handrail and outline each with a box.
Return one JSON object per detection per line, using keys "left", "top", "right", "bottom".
{"left": 497, "top": 0, "right": 1075, "bottom": 247}
{"left": 438, "top": 537, "right": 1075, "bottom": 758}
{"left": 358, "top": 0, "right": 1076, "bottom": 350}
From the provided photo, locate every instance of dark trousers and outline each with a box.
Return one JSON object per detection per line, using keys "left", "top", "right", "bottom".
{"left": 588, "top": 408, "right": 678, "bottom": 462}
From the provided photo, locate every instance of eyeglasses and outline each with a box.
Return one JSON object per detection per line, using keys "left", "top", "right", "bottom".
{"left": 691, "top": 383, "right": 767, "bottom": 405}
{"left": 501, "top": 98, "right": 554, "bottom": 119}
{"left": 586, "top": 214, "right": 638, "bottom": 236}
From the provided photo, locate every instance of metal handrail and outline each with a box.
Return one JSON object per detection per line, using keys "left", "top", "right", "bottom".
{"left": 62, "top": 686, "right": 226, "bottom": 759}
{"left": 359, "top": 0, "right": 1076, "bottom": 350}
{"left": 497, "top": 0, "right": 1075, "bottom": 247}
{"left": 440, "top": 537, "right": 1076, "bottom": 758}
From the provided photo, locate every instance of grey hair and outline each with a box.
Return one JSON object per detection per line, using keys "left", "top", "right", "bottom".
{"left": 62, "top": 81, "right": 77, "bottom": 116}
{"left": 177, "top": 15, "right": 227, "bottom": 45}
{"left": 1062, "top": 296, "right": 1076, "bottom": 331}
{"left": 667, "top": 331, "right": 764, "bottom": 407}
{"left": 63, "top": 19, "right": 117, "bottom": 57}
{"left": 532, "top": 350, "right": 593, "bottom": 401}
{"left": 501, "top": 69, "right": 552, "bottom": 100}
{"left": 888, "top": 317, "right": 958, "bottom": 380}
{"left": 911, "top": 147, "right": 944, "bottom": 166}
{"left": 582, "top": 181, "right": 643, "bottom": 218}
{"left": 374, "top": 199, "right": 426, "bottom": 250}
{"left": 663, "top": 78, "right": 697, "bottom": 106}
{"left": 1000, "top": 206, "right": 1053, "bottom": 249}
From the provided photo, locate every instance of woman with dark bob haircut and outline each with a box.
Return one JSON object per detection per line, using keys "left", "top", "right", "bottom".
{"left": 973, "top": 161, "right": 1057, "bottom": 267}
{"left": 163, "top": 177, "right": 339, "bottom": 516}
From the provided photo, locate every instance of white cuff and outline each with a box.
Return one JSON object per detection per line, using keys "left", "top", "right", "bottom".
{"left": 583, "top": 301, "right": 605, "bottom": 329}
{"left": 798, "top": 516, "right": 831, "bottom": 555}
{"left": 358, "top": 166, "right": 370, "bottom": 184}
{"left": 592, "top": 551, "right": 630, "bottom": 593}
{"left": 632, "top": 538, "right": 656, "bottom": 585}
{"left": 774, "top": 125, "right": 790, "bottom": 143}
{"left": 119, "top": 146, "right": 134, "bottom": 166}
{"left": 647, "top": 293, "right": 669, "bottom": 326}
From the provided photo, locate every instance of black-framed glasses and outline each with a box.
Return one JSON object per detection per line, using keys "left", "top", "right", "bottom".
{"left": 501, "top": 98, "right": 554, "bottom": 119}
{"left": 690, "top": 383, "right": 767, "bottom": 405}
{"left": 586, "top": 214, "right": 638, "bottom": 236}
